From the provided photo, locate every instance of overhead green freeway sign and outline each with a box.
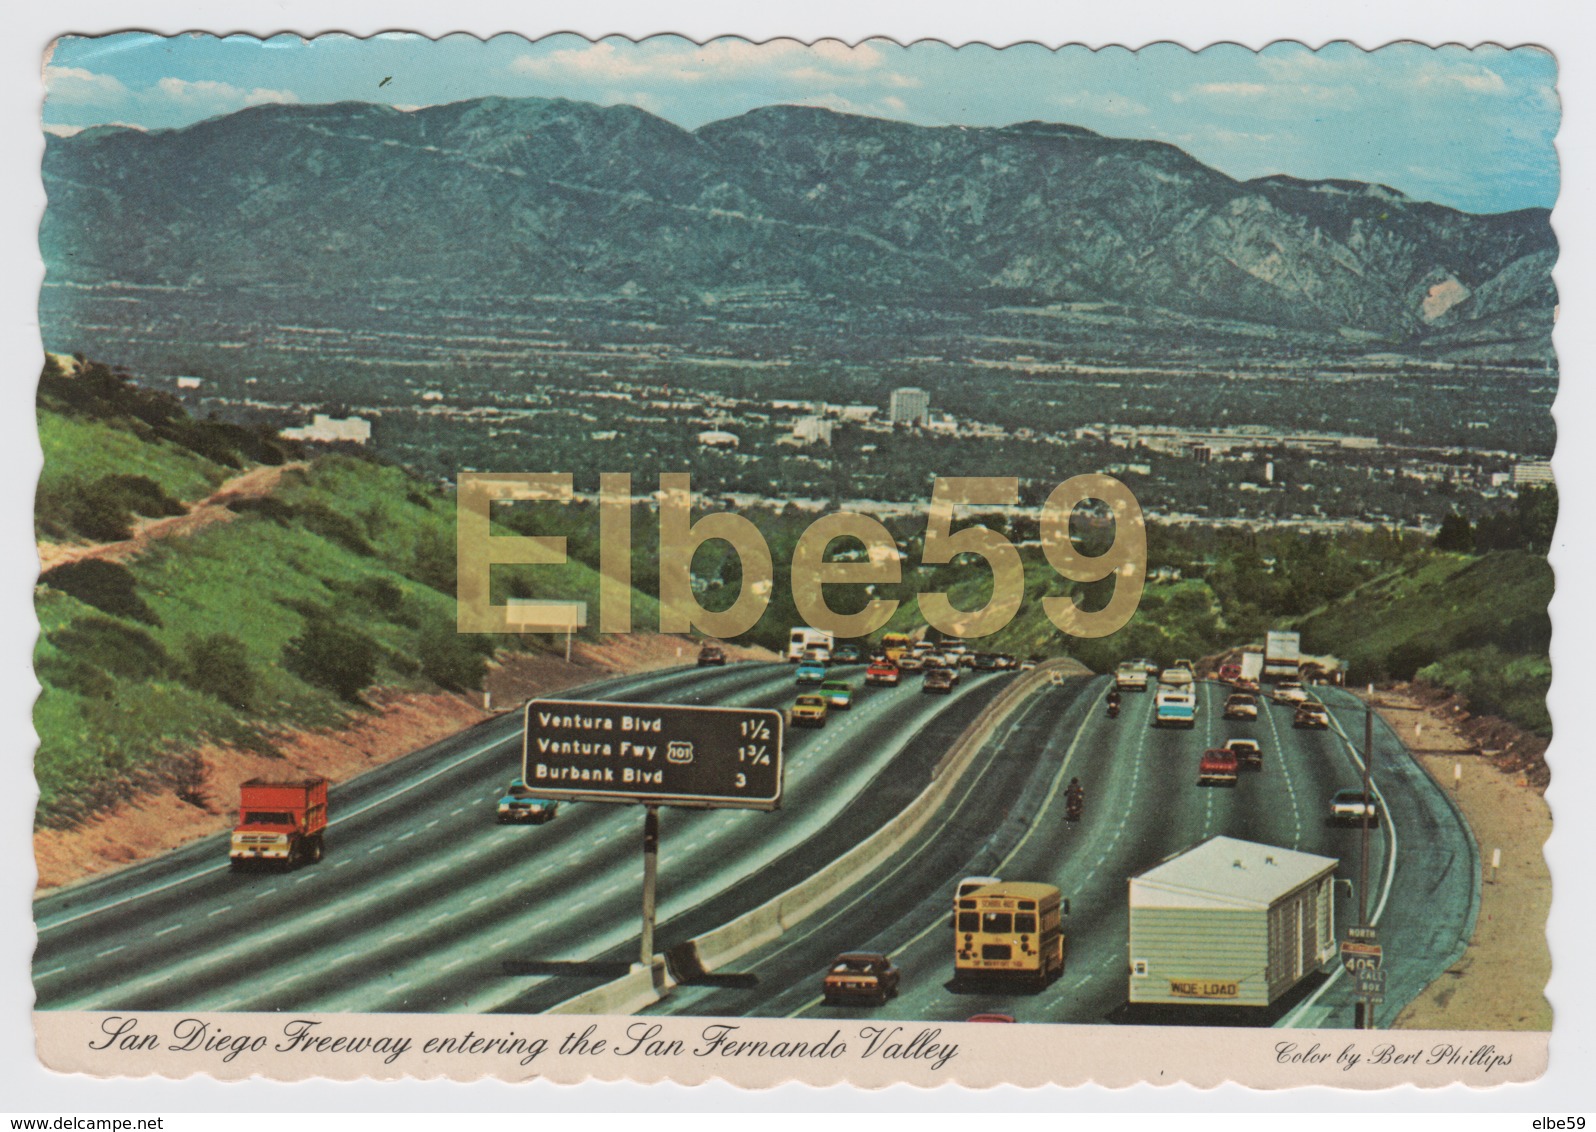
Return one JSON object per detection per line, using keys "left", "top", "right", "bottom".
{"left": 520, "top": 699, "right": 785, "bottom": 811}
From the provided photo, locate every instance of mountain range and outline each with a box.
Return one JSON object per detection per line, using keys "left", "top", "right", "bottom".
{"left": 42, "top": 96, "right": 1557, "bottom": 350}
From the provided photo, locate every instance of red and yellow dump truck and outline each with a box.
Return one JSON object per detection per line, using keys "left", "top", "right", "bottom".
{"left": 229, "top": 777, "right": 328, "bottom": 869}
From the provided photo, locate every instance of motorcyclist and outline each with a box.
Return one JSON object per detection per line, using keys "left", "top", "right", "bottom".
{"left": 1065, "top": 777, "right": 1084, "bottom": 812}
{"left": 1106, "top": 689, "right": 1122, "bottom": 715}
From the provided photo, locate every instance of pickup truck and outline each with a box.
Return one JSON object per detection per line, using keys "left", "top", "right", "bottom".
{"left": 1223, "top": 738, "right": 1263, "bottom": 770}
{"left": 1115, "top": 662, "right": 1149, "bottom": 692}
{"left": 1197, "top": 748, "right": 1239, "bottom": 787}
{"left": 1153, "top": 690, "right": 1197, "bottom": 728}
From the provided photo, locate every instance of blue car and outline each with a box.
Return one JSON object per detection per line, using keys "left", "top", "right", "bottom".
{"left": 795, "top": 661, "right": 828, "bottom": 685}
{"left": 496, "top": 779, "right": 560, "bottom": 824}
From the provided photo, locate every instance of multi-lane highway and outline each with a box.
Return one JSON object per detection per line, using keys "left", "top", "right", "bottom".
{"left": 35, "top": 661, "right": 1475, "bottom": 1029}
{"left": 650, "top": 678, "right": 1477, "bottom": 1028}
{"left": 32, "top": 660, "right": 1027, "bottom": 1014}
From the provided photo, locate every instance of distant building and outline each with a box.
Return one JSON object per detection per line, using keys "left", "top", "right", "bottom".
{"left": 1513, "top": 461, "right": 1554, "bottom": 487}
{"left": 281, "top": 414, "right": 371, "bottom": 445}
{"left": 792, "top": 416, "right": 834, "bottom": 445}
{"left": 889, "top": 387, "right": 931, "bottom": 427}
{"left": 696, "top": 430, "right": 741, "bottom": 449}
{"left": 176, "top": 376, "right": 203, "bottom": 390}
{"left": 925, "top": 413, "right": 958, "bottom": 434}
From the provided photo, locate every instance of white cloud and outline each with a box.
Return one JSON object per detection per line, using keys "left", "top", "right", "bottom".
{"left": 1189, "top": 82, "right": 1270, "bottom": 98}
{"left": 43, "top": 66, "right": 298, "bottom": 128}
{"left": 1415, "top": 63, "right": 1508, "bottom": 95}
{"left": 510, "top": 38, "right": 914, "bottom": 93}
{"left": 43, "top": 65, "right": 129, "bottom": 105}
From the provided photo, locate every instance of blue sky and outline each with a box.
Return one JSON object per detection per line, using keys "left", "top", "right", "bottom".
{"left": 43, "top": 34, "right": 1559, "bottom": 214}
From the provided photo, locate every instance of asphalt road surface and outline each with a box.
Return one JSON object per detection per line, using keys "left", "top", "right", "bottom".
{"left": 33, "top": 660, "right": 1019, "bottom": 1014}
{"left": 650, "top": 678, "right": 1477, "bottom": 1029}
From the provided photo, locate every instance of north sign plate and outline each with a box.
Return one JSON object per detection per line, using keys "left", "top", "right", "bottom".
{"left": 521, "top": 699, "right": 784, "bottom": 811}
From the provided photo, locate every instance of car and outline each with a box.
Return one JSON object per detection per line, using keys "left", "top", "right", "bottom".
{"left": 696, "top": 643, "right": 727, "bottom": 667}
{"left": 832, "top": 642, "right": 866, "bottom": 665}
{"left": 821, "top": 952, "right": 900, "bottom": 1006}
{"left": 801, "top": 646, "right": 832, "bottom": 667}
{"left": 819, "top": 679, "right": 855, "bottom": 710}
{"left": 972, "top": 652, "right": 1001, "bottom": 671}
{"left": 789, "top": 694, "right": 829, "bottom": 727}
{"left": 1223, "top": 738, "right": 1263, "bottom": 770}
{"left": 966, "top": 1013, "right": 1017, "bottom": 1024}
{"left": 1159, "top": 667, "right": 1194, "bottom": 688}
{"left": 1021, "top": 655, "right": 1042, "bottom": 671}
{"left": 896, "top": 652, "right": 925, "bottom": 673}
{"left": 1293, "top": 702, "right": 1330, "bottom": 730}
{"left": 1115, "top": 661, "right": 1150, "bottom": 691}
{"left": 496, "top": 779, "right": 560, "bottom": 824}
{"left": 1217, "top": 662, "right": 1243, "bottom": 682}
{"left": 1223, "top": 693, "right": 1259, "bottom": 721}
{"left": 864, "top": 660, "right": 900, "bottom": 687}
{"left": 995, "top": 654, "right": 1018, "bottom": 670}
{"left": 1173, "top": 659, "right": 1195, "bottom": 673}
{"left": 1197, "top": 748, "right": 1239, "bottom": 787}
{"left": 1328, "top": 788, "right": 1379, "bottom": 825}
{"left": 923, "top": 667, "right": 956, "bottom": 694}
{"left": 795, "top": 661, "right": 828, "bottom": 685}
{"left": 1274, "top": 683, "right": 1309, "bottom": 705}
{"left": 912, "top": 640, "right": 938, "bottom": 655}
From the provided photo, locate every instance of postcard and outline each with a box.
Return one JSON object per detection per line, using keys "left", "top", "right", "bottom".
{"left": 30, "top": 32, "right": 1556, "bottom": 1089}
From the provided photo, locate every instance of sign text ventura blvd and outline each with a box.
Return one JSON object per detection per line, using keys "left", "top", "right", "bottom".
{"left": 521, "top": 699, "right": 785, "bottom": 811}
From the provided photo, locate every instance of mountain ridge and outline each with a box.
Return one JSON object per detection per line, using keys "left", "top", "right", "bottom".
{"left": 41, "top": 95, "right": 1556, "bottom": 347}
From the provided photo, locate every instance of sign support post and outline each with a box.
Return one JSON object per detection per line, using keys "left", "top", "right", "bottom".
{"left": 640, "top": 805, "right": 661, "bottom": 987}
{"left": 1356, "top": 702, "right": 1376, "bottom": 1029}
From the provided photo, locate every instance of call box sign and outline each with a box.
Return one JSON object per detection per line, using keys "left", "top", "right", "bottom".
{"left": 520, "top": 699, "right": 785, "bottom": 811}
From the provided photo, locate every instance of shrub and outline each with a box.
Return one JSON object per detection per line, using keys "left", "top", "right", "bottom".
{"left": 39, "top": 559, "right": 159, "bottom": 624}
{"left": 284, "top": 615, "right": 378, "bottom": 702}
{"left": 417, "top": 628, "right": 491, "bottom": 691}
{"left": 48, "top": 617, "right": 172, "bottom": 681}
{"left": 180, "top": 633, "right": 257, "bottom": 711}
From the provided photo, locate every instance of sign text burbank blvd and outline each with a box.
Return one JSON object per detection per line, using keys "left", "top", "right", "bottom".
{"left": 456, "top": 472, "right": 1146, "bottom": 641}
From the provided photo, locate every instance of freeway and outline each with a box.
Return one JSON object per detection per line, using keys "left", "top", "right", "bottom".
{"left": 33, "top": 659, "right": 1023, "bottom": 1014}
{"left": 651, "top": 678, "right": 1477, "bottom": 1028}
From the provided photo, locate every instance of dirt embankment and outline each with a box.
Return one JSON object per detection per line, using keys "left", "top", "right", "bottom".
{"left": 1367, "top": 685, "right": 1552, "bottom": 1031}
{"left": 33, "top": 635, "right": 774, "bottom": 893}
{"left": 37, "top": 462, "right": 307, "bottom": 573}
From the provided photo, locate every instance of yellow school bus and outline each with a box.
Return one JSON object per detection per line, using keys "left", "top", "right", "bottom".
{"left": 880, "top": 633, "right": 914, "bottom": 661}
{"left": 954, "top": 881, "right": 1065, "bottom": 991}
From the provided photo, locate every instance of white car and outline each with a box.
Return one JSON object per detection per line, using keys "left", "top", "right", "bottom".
{"left": 1159, "top": 667, "right": 1194, "bottom": 688}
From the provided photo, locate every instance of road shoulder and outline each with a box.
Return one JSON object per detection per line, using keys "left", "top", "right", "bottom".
{"left": 1368, "top": 689, "right": 1552, "bottom": 1031}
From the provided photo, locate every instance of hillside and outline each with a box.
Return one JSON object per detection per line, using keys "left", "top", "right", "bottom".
{"left": 33, "top": 357, "right": 664, "bottom": 828}
{"left": 41, "top": 97, "right": 1555, "bottom": 349}
{"left": 1296, "top": 550, "right": 1553, "bottom": 734}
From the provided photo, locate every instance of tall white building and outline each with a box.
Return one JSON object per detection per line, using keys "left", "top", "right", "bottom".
{"left": 889, "top": 386, "right": 930, "bottom": 427}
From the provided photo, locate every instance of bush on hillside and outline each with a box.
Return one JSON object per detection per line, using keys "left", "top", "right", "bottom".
{"left": 48, "top": 617, "right": 171, "bottom": 681}
{"left": 283, "top": 614, "right": 378, "bottom": 702}
{"left": 180, "top": 633, "right": 257, "bottom": 711}
{"left": 38, "top": 559, "right": 159, "bottom": 624}
{"left": 417, "top": 628, "right": 492, "bottom": 692}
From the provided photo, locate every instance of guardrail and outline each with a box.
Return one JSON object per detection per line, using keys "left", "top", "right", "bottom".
{"left": 550, "top": 658, "right": 1088, "bottom": 1016}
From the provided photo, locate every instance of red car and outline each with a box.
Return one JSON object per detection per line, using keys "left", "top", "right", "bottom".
{"left": 865, "top": 660, "right": 901, "bottom": 687}
{"left": 1197, "top": 748, "right": 1239, "bottom": 787}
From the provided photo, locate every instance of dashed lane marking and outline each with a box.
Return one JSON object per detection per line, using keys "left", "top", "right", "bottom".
{"left": 154, "top": 923, "right": 183, "bottom": 937}
{"left": 96, "top": 946, "right": 124, "bottom": 958}
{"left": 206, "top": 905, "right": 232, "bottom": 917}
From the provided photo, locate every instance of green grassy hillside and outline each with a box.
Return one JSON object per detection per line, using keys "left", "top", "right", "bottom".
{"left": 1296, "top": 550, "right": 1552, "bottom": 733}
{"left": 34, "top": 360, "right": 663, "bottom": 828}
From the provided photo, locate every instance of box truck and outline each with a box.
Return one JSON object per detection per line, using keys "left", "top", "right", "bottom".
{"left": 1262, "top": 631, "right": 1301, "bottom": 685}
{"left": 230, "top": 777, "right": 328, "bottom": 869}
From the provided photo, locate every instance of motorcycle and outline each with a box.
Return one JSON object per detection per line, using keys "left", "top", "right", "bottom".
{"left": 1106, "top": 701, "right": 1121, "bottom": 719}
{"left": 1065, "top": 788, "right": 1084, "bottom": 822}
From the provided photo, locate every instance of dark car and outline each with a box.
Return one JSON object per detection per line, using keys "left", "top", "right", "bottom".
{"left": 696, "top": 643, "right": 727, "bottom": 667}
{"left": 923, "top": 667, "right": 956, "bottom": 694}
{"left": 831, "top": 642, "right": 866, "bottom": 665}
{"left": 972, "top": 653, "right": 1001, "bottom": 671}
{"left": 822, "top": 952, "right": 900, "bottom": 1006}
